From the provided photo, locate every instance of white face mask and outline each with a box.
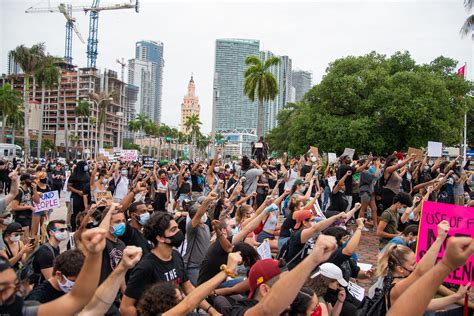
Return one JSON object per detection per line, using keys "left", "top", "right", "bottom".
{"left": 54, "top": 231, "right": 69, "bottom": 241}
{"left": 311, "top": 156, "right": 317, "bottom": 163}
{"left": 201, "top": 213, "right": 208, "bottom": 224}
{"left": 121, "top": 169, "right": 128, "bottom": 176}
{"left": 2, "top": 216, "right": 13, "bottom": 225}
{"left": 58, "top": 274, "right": 75, "bottom": 293}
{"left": 214, "top": 167, "right": 220, "bottom": 173}
{"left": 9, "top": 235, "right": 21, "bottom": 243}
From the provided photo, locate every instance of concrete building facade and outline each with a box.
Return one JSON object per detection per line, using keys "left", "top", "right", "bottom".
{"left": 180, "top": 75, "right": 200, "bottom": 134}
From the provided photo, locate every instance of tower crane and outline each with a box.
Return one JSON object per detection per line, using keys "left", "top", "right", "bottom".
{"left": 25, "top": 1, "right": 139, "bottom": 68}
{"left": 116, "top": 58, "right": 127, "bottom": 82}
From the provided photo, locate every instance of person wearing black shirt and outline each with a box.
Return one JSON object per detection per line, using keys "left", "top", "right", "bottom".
{"left": 326, "top": 171, "right": 352, "bottom": 218}
{"left": 67, "top": 161, "right": 90, "bottom": 230}
{"left": 51, "top": 163, "right": 65, "bottom": 198}
{"left": 11, "top": 173, "right": 41, "bottom": 230}
{"left": 121, "top": 212, "right": 218, "bottom": 316}
{"left": 190, "top": 163, "right": 205, "bottom": 196}
{"left": 120, "top": 202, "right": 152, "bottom": 255}
{"left": 33, "top": 220, "right": 68, "bottom": 283}
{"left": 27, "top": 249, "right": 84, "bottom": 303}
{"left": 336, "top": 155, "right": 371, "bottom": 211}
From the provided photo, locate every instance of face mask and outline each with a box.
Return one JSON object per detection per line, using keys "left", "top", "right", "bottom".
{"left": 237, "top": 264, "right": 249, "bottom": 275}
{"left": 9, "top": 235, "right": 21, "bottom": 243}
{"left": 95, "top": 176, "right": 99, "bottom": 181}
{"left": 40, "top": 178, "right": 47, "bottom": 184}
{"left": 408, "top": 211, "right": 414, "bottom": 221}
{"left": 184, "top": 176, "right": 189, "bottom": 181}
{"left": 51, "top": 164, "right": 56, "bottom": 168}
{"left": 2, "top": 216, "right": 13, "bottom": 225}
{"left": 101, "top": 178, "right": 108, "bottom": 185}
{"left": 54, "top": 231, "right": 69, "bottom": 241}
{"left": 200, "top": 213, "right": 208, "bottom": 224}
{"left": 406, "top": 172, "right": 412, "bottom": 181}
{"left": 85, "top": 222, "right": 95, "bottom": 229}
{"left": 324, "top": 287, "right": 340, "bottom": 304}
{"left": 121, "top": 170, "right": 128, "bottom": 176}
{"left": 58, "top": 274, "right": 75, "bottom": 293}
{"left": 138, "top": 212, "right": 150, "bottom": 226}
{"left": 398, "top": 207, "right": 407, "bottom": 214}
{"left": 381, "top": 164, "right": 385, "bottom": 168}
{"left": 424, "top": 165, "right": 430, "bottom": 171}
{"left": 231, "top": 226, "right": 240, "bottom": 235}
{"left": 111, "top": 223, "right": 126, "bottom": 237}
{"left": 165, "top": 230, "right": 185, "bottom": 248}
{"left": 84, "top": 165, "right": 89, "bottom": 172}
{"left": 214, "top": 167, "right": 220, "bottom": 173}
{"left": 300, "top": 185, "right": 307, "bottom": 192}
{"left": 311, "top": 156, "right": 317, "bottom": 163}
{"left": 226, "top": 168, "right": 231, "bottom": 172}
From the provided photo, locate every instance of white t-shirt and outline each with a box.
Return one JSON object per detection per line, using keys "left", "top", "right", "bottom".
{"left": 284, "top": 168, "right": 300, "bottom": 191}
{"left": 113, "top": 175, "right": 130, "bottom": 200}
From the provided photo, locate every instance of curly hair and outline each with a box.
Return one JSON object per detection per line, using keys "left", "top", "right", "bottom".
{"left": 305, "top": 274, "right": 336, "bottom": 297}
{"left": 53, "top": 249, "right": 84, "bottom": 277}
{"left": 143, "top": 212, "right": 174, "bottom": 244}
{"left": 137, "top": 282, "right": 180, "bottom": 316}
{"left": 290, "top": 287, "right": 315, "bottom": 315}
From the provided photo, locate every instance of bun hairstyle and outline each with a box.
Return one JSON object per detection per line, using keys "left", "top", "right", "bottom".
{"left": 376, "top": 244, "right": 413, "bottom": 277}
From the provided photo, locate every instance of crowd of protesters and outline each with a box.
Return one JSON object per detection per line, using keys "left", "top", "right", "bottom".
{"left": 0, "top": 144, "right": 473, "bottom": 316}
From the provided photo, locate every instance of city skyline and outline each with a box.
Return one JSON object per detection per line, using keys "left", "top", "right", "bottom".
{"left": 2, "top": 0, "right": 471, "bottom": 134}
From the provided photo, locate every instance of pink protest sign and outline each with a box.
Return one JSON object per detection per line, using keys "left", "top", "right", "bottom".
{"left": 416, "top": 201, "right": 474, "bottom": 285}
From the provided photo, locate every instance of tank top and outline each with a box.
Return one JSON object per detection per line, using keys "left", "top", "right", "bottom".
{"left": 262, "top": 213, "right": 278, "bottom": 232}
{"left": 384, "top": 171, "right": 402, "bottom": 194}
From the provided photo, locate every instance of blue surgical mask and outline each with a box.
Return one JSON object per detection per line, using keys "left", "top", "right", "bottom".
{"left": 398, "top": 207, "right": 407, "bottom": 214}
{"left": 84, "top": 165, "right": 89, "bottom": 172}
{"left": 101, "top": 178, "right": 108, "bottom": 185}
{"left": 138, "top": 212, "right": 150, "bottom": 226}
{"left": 111, "top": 223, "right": 126, "bottom": 237}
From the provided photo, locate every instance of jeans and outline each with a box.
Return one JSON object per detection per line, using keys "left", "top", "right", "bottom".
{"left": 278, "top": 236, "right": 290, "bottom": 250}
{"left": 323, "top": 186, "right": 331, "bottom": 211}
{"left": 186, "top": 263, "right": 200, "bottom": 286}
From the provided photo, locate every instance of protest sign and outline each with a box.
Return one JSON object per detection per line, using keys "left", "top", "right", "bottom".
{"left": 257, "top": 239, "right": 272, "bottom": 259}
{"left": 94, "top": 191, "right": 113, "bottom": 204}
{"left": 416, "top": 201, "right": 474, "bottom": 285}
{"left": 342, "top": 148, "right": 355, "bottom": 160}
{"left": 328, "top": 153, "right": 337, "bottom": 164}
{"left": 427, "top": 141, "right": 442, "bottom": 157}
{"left": 143, "top": 156, "right": 155, "bottom": 168}
{"left": 309, "top": 146, "right": 319, "bottom": 158}
{"left": 34, "top": 191, "right": 60, "bottom": 213}
{"left": 347, "top": 282, "right": 365, "bottom": 302}
{"left": 121, "top": 150, "right": 138, "bottom": 162}
{"left": 408, "top": 147, "right": 424, "bottom": 161}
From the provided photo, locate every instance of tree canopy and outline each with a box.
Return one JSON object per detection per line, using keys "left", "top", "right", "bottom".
{"left": 267, "top": 51, "right": 472, "bottom": 156}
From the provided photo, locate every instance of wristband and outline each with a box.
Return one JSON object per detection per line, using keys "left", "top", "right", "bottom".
{"left": 220, "top": 264, "right": 237, "bottom": 278}
{"left": 206, "top": 306, "right": 213, "bottom": 313}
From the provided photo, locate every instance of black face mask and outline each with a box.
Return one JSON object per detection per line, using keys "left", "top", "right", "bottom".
{"left": 85, "top": 222, "right": 96, "bottom": 229}
{"left": 324, "top": 287, "right": 340, "bottom": 305}
{"left": 164, "top": 230, "right": 185, "bottom": 248}
{"left": 40, "top": 178, "right": 47, "bottom": 184}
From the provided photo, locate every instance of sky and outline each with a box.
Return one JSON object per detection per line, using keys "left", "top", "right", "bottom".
{"left": 1, "top": 0, "right": 472, "bottom": 133}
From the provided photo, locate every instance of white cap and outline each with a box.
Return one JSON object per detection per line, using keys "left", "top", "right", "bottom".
{"left": 310, "top": 263, "right": 348, "bottom": 287}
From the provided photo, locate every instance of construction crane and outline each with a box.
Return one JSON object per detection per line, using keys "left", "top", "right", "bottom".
{"left": 86, "top": 0, "right": 139, "bottom": 68}
{"left": 116, "top": 58, "right": 127, "bottom": 82}
{"left": 26, "top": 1, "right": 139, "bottom": 68}
{"left": 26, "top": 3, "right": 85, "bottom": 65}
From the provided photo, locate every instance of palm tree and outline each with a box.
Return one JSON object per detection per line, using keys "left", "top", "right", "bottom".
{"left": 35, "top": 54, "right": 61, "bottom": 158}
{"left": 75, "top": 100, "right": 91, "bottom": 156}
{"left": 244, "top": 55, "right": 280, "bottom": 137}
{"left": 6, "top": 109, "right": 25, "bottom": 145}
{"left": 135, "top": 113, "right": 149, "bottom": 137}
{"left": 0, "top": 84, "right": 22, "bottom": 143}
{"left": 144, "top": 120, "right": 157, "bottom": 156}
{"left": 461, "top": 0, "right": 474, "bottom": 36}
{"left": 10, "top": 43, "right": 46, "bottom": 161}
{"left": 88, "top": 91, "right": 115, "bottom": 154}
{"left": 41, "top": 138, "right": 56, "bottom": 158}
{"left": 184, "top": 114, "right": 202, "bottom": 160}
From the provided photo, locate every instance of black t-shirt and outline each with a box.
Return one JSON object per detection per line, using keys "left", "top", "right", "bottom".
{"left": 336, "top": 165, "right": 355, "bottom": 195}
{"left": 68, "top": 173, "right": 90, "bottom": 210}
{"left": 197, "top": 236, "right": 233, "bottom": 285}
{"left": 119, "top": 223, "right": 152, "bottom": 255}
{"left": 280, "top": 214, "right": 296, "bottom": 238}
{"left": 14, "top": 187, "right": 33, "bottom": 226}
{"left": 124, "top": 250, "right": 188, "bottom": 300}
{"left": 226, "top": 299, "right": 259, "bottom": 316}
{"left": 286, "top": 230, "right": 314, "bottom": 270}
{"left": 191, "top": 174, "right": 204, "bottom": 192}
{"left": 100, "top": 238, "right": 126, "bottom": 283}
{"left": 33, "top": 243, "right": 60, "bottom": 276}
{"left": 26, "top": 280, "right": 64, "bottom": 303}
{"left": 329, "top": 249, "right": 360, "bottom": 281}
{"left": 300, "top": 164, "right": 312, "bottom": 178}
{"left": 52, "top": 169, "right": 64, "bottom": 186}
{"left": 326, "top": 191, "right": 348, "bottom": 213}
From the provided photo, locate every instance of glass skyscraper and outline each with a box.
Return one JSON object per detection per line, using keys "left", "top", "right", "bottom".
{"left": 128, "top": 40, "right": 164, "bottom": 124}
{"left": 212, "top": 39, "right": 260, "bottom": 134}
{"left": 292, "top": 70, "right": 312, "bottom": 103}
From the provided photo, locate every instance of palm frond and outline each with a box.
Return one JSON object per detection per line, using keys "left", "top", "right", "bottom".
{"left": 245, "top": 55, "right": 262, "bottom": 66}
{"left": 465, "top": 0, "right": 473, "bottom": 10}
{"left": 460, "top": 15, "right": 474, "bottom": 36}
{"left": 263, "top": 56, "right": 280, "bottom": 70}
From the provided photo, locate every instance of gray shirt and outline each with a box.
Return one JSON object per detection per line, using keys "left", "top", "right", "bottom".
{"left": 184, "top": 221, "right": 211, "bottom": 266}
{"left": 359, "top": 171, "right": 377, "bottom": 194}
{"left": 240, "top": 168, "right": 263, "bottom": 195}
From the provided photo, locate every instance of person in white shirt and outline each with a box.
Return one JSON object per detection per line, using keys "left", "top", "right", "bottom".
{"left": 113, "top": 165, "right": 130, "bottom": 202}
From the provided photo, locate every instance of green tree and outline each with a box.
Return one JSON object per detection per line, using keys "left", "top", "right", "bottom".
{"left": 267, "top": 51, "right": 471, "bottom": 155}
{"left": 76, "top": 100, "right": 91, "bottom": 156}
{"left": 10, "top": 43, "right": 46, "bottom": 161}
{"left": 7, "top": 108, "right": 25, "bottom": 145}
{"left": 35, "top": 54, "right": 61, "bottom": 158}
{"left": 41, "top": 138, "right": 56, "bottom": 158}
{"left": 144, "top": 120, "right": 158, "bottom": 156}
{"left": 184, "top": 114, "right": 202, "bottom": 160}
{"left": 0, "top": 84, "right": 22, "bottom": 143}
{"left": 461, "top": 0, "right": 474, "bottom": 35}
{"left": 244, "top": 55, "right": 280, "bottom": 137}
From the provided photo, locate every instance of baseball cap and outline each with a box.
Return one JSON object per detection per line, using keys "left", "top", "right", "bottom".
{"left": 5, "top": 222, "right": 22, "bottom": 235}
{"left": 310, "top": 263, "right": 348, "bottom": 287}
{"left": 248, "top": 259, "right": 283, "bottom": 299}
{"left": 294, "top": 179, "right": 305, "bottom": 186}
{"left": 294, "top": 209, "right": 313, "bottom": 229}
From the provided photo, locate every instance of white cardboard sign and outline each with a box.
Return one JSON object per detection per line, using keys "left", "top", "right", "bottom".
{"left": 427, "top": 141, "right": 442, "bottom": 157}
{"left": 34, "top": 191, "right": 60, "bottom": 213}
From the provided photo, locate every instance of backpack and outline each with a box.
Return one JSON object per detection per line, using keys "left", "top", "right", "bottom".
{"left": 356, "top": 276, "right": 394, "bottom": 316}
{"left": 108, "top": 176, "right": 122, "bottom": 195}
{"left": 17, "top": 243, "right": 56, "bottom": 283}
